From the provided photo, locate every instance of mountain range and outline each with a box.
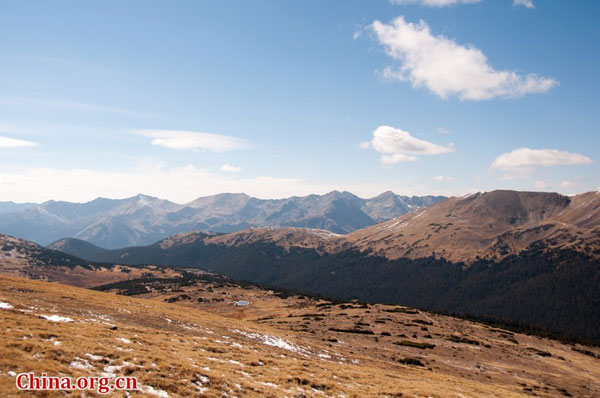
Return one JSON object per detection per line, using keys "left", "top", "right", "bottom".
{"left": 95, "top": 189, "right": 594, "bottom": 263}
{"left": 0, "top": 191, "right": 445, "bottom": 249}
{"left": 44, "top": 190, "right": 600, "bottom": 343}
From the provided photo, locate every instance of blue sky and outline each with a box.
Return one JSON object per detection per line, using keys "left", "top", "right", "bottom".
{"left": 0, "top": 0, "right": 598, "bottom": 202}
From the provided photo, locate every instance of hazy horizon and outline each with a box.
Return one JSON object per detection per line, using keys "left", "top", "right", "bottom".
{"left": 2, "top": 188, "right": 598, "bottom": 206}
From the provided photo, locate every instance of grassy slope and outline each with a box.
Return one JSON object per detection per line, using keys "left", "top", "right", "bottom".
{"left": 0, "top": 275, "right": 599, "bottom": 397}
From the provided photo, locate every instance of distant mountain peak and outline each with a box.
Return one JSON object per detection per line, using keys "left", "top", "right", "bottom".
{"left": 0, "top": 191, "right": 446, "bottom": 248}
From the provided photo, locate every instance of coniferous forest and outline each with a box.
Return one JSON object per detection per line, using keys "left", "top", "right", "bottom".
{"left": 86, "top": 239, "right": 600, "bottom": 344}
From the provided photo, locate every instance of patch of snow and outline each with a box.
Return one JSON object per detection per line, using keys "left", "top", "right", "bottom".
{"left": 101, "top": 361, "right": 133, "bottom": 379}
{"left": 233, "top": 330, "right": 310, "bottom": 356}
{"left": 260, "top": 382, "right": 278, "bottom": 388}
{"left": 165, "top": 318, "right": 172, "bottom": 323}
{"left": 229, "top": 360, "right": 244, "bottom": 366}
{"left": 196, "top": 374, "right": 210, "bottom": 384}
{"left": 85, "top": 353, "right": 104, "bottom": 361}
{"left": 0, "top": 302, "right": 14, "bottom": 310}
{"left": 308, "top": 228, "right": 343, "bottom": 237}
{"left": 88, "top": 312, "right": 112, "bottom": 321}
{"left": 39, "top": 314, "right": 74, "bottom": 323}
{"left": 70, "top": 358, "right": 93, "bottom": 371}
{"left": 193, "top": 384, "right": 208, "bottom": 394}
{"left": 413, "top": 210, "right": 426, "bottom": 219}
{"left": 142, "top": 385, "right": 169, "bottom": 398}
{"left": 7, "top": 371, "right": 16, "bottom": 377}
{"left": 116, "top": 337, "right": 131, "bottom": 344}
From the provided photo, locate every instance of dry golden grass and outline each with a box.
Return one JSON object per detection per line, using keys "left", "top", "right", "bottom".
{"left": 1, "top": 275, "right": 598, "bottom": 397}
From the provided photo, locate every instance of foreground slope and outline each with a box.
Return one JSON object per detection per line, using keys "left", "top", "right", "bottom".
{"left": 2, "top": 275, "right": 600, "bottom": 397}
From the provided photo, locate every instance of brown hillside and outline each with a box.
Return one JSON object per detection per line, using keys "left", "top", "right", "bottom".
{"left": 346, "top": 190, "right": 600, "bottom": 262}
{"left": 0, "top": 234, "right": 181, "bottom": 287}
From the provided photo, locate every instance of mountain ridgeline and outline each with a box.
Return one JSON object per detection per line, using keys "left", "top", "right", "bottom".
{"left": 48, "top": 190, "right": 600, "bottom": 344}
{"left": 0, "top": 191, "right": 445, "bottom": 249}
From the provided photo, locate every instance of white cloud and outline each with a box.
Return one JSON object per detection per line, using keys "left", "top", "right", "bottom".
{"left": 220, "top": 163, "right": 242, "bottom": 173}
{"left": 560, "top": 180, "right": 578, "bottom": 188}
{"left": 381, "top": 153, "right": 419, "bottom": 164}
{"left": 437, "top": 127, "right": 451, "bottom": 135}
{"left": 370, "top": 16, "right": 557, "bottom": 100}
{"left": 359, "top": 141, "right": 371, "bottom": 149}
{"left": 0, "top": 136, "right": 39, "bottom": 148}
{"left": 434, "top": 175, "right": 457, "bottom": 182}
{"left": 491, "top": 148, "right": 593, "bottom": 171}
{"left": 365, "top": 125, "right": 453, "bottom": 165}
{"left": 136, "top": 130, "right": 247, "bottom": 152}
{"left": 513, "top": 0, "right": 534, "bottom": 9}
{"left": 391, "top": 0, "right": 480, "bottom": 6}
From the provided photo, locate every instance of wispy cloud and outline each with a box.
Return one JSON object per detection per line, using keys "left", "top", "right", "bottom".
{"left": 370, "top": 16, "right": 557, "bottom": 100}
{"left": 362, "top": 125, "right": 453, "bottom": 165}
{"left": 513, "top": 0, "right": 534, "bottom": 9}
{"left": 136, "top": 130, "right": 247, "bottom": 153}
{"left": 0, "top": 97, "right": 151, "bottom": 117}
{"left": 492, "top": 148, "right": 592, "bottom": 172}
{"left": 434, "top": 175, "right": 457, "bottom": 182}
{"left": 535, "top": 179, "right": 579, "bottom": 191}
{"left": 390, "top": 0, "right": 480, "bottom": 6}
{"left": 0, "top": 136, "right": 39, "bottom": 148}
{"left": 560, "top": 180, "right": 578, "bottom": 188}
{"left": 220, "top": 163, "right": 242, "bottom": 173}
{"left": 534, "top": 180, "right": 551, "bottom": 189}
